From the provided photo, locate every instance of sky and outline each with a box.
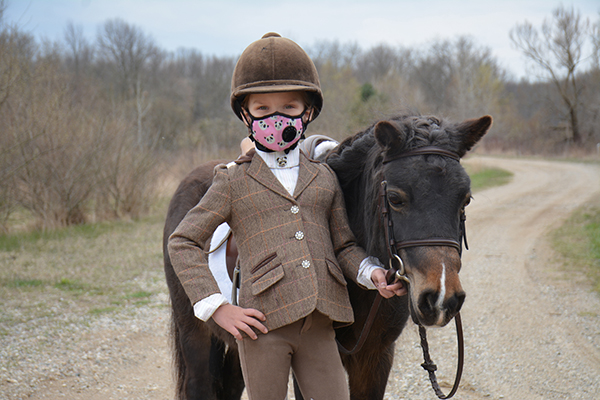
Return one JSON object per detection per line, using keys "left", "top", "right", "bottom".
{"left": 3, "top": 0, "right": 600, "bottom": 80}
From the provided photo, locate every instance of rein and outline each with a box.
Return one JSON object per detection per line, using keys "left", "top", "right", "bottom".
{"left": 337, "top": 146, "right": 466, "bottom": 399}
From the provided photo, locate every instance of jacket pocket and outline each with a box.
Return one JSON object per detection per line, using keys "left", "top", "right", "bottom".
{"left": 251, "top": 253, "right": 278, "bottom": 274}
{"left": 251, "top": 265, "right": 284, "bottom": 296}
{"left": 326, "top": 258, "right": 347, "bottom": 286}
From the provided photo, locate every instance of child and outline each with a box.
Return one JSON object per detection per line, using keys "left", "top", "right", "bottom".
{"left": 168, "top": 32, "right": 404, "bottom": 400}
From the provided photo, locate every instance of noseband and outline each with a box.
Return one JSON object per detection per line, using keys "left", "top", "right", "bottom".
{"left": 380, "top": 179, "right": 468, "bottom": 283}
{"left": 381, "top": 146, "right": 466, "bottom": 399}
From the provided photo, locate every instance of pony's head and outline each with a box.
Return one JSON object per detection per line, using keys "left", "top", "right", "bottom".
{"left": 374, "top": 114, "right": 491, "bottom": 327}
{"left": 327, "top": 113, "right": 491, "bottom": 328}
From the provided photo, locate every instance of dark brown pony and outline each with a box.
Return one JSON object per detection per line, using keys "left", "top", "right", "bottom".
{"left": 162, "top": 113, "right": 492, "bottom": 399}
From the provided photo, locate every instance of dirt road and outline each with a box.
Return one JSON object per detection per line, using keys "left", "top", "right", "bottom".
{"left": 6, "top": 156, "right": 600, "bottom": 400}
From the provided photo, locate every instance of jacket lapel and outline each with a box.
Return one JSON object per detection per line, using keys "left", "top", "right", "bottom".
{"left": 246, "top": 152, "right": 294, "bottom": 200}
{"left": 293, "top": 151, "right": 319, "bottom": 199}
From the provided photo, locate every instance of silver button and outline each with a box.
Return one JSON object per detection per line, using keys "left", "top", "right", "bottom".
{"left": 301, "top": 260, "right": 311, "bottom": 269}
{"left": 295, "top": 231, "right": 304, "bottom": 240}
{"left": 290, "top": 205, "right": 300, "bottom": 214}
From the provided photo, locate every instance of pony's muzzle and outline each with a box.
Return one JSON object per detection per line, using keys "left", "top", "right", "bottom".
{"left": 417, "top": 289, "right": 465, "bottom": 327}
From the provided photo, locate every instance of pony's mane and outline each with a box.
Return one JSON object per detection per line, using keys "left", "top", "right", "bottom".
{"left": 324, "top": 128, "right": 379, "bottom": 186}
{"left": 326, "top": 113, "right": 453, "bottom": 175}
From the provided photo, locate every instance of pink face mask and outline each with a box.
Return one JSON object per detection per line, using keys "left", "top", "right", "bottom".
{"left": 247, "top": 111, "right": 307, "bottom": 152}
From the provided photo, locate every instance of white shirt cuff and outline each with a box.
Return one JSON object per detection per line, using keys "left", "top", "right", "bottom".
{"left": 357, "top": 256, "right": 385, "bottom": 290}
{"left": 193, "top": 293, "right": 230, "bottom": 321}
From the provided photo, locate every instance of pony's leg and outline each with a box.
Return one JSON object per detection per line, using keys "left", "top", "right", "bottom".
{"left": 344, "top": 343, "right": 395, "bottom": 400}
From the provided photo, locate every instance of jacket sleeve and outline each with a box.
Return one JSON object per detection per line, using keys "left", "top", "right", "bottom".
{"left": 168, "top": 164, "right": 232, "bottom": 305}
{"left": 325, "top": 165, "right": 368, "bottom": 284}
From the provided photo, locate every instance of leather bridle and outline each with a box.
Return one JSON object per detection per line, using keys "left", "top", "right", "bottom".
{"left": 337, "top": 146, "right": 466, "bottom": 399}
{"left": 383, "top": 146, "right": 466, "bottom": 399}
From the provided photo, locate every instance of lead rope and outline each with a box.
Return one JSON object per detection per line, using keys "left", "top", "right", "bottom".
{"left": 336, "top": 294, "right": 382, "bottom": 355}
{"left": 419, "top": 313, "right": 464, "bottom": 399}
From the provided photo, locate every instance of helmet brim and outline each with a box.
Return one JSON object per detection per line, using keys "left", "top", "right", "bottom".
{"left": 231, "top": 82, "right": 323, "bottom": 121}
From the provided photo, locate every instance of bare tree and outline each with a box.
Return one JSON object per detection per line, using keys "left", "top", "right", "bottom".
{"left": 96, "top": 18, "right": 160, "bottom": 99}
{"left": 592, "top": 15, "right": 600, "bottom": 70}
{"left": 308, "top": 40, "right": 361, "bottom": 71}
{"left": 0, "top": 1, "right": 38, "bottom": 229}
{"left": 354, "top": 44, "right": 401, "bottom": 82}
{"left": 64, "top": 22, "right": 93, "bottom": 78}
{"left": 0, "top": 1, "right": 30, "bottom": 111}
{"left": 510, "top": 5, "right": 590, "bottom": 144}
{"left": 413, "top": 37, "right": 502, "bottom": 119}
{"left": 96, "top": 18, "right": 162, "bottom": 146}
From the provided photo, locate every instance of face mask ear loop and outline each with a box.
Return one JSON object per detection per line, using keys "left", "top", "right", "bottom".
{"left": 241, "top": 108, "right": 260, "bottom": 149}
{"left": 301, "top": 107, "right": 311, "bottom": 136}
{"left": 305, "top": 92, "right": 318, "bottom": 122}
{"left": 241, "top": 107, "right": 253, "bottom": 127}
{"left": 304, "top": 107, "right": 315, "bottom": 124}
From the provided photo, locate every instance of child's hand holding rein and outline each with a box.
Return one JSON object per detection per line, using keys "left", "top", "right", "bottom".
{"left": 371, "top": 268, "right": 408, "bottom": 298}
{"left": 212, "top": 304, "right": 269, "bottom": 341}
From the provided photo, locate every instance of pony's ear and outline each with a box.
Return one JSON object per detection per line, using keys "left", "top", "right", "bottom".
{"left": 456, "top": 115, "right": 492, "bottom": 156}
{"left": 374, "top": 121, "right": 406, "bottom": 150}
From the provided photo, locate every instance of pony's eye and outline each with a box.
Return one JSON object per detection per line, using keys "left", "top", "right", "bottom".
{"left": 463, "top": 195, "right": 472, "bottom": 207}
{"left": 388, "top": 193, "right": 406, "bottom": 208}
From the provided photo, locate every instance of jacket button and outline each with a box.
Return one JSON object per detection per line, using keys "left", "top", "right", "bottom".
{"left": 301, "top": 260, "right": 311, "bottom": 269}
{"left": 290, "top": 205, "right": 300, "bottom": 214}
{"left": 295, "top": 231, "right": 304, "bottom": 240}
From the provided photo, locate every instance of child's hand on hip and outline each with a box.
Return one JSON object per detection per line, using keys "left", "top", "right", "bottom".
{"left": 212, "top": 304, "right": 268, "bottom": 340}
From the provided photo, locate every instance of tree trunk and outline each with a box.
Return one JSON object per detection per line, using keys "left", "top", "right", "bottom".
{"left": 569, "top": 106, "right": 581, "bottom": 144}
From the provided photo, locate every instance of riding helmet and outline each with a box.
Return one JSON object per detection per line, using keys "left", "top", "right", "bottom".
{"left": 230, "top": 32, "right": 323, "bottom": 121}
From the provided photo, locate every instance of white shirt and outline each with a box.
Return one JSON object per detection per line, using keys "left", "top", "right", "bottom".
{"left": 193, "top": 147, "right": 384, "bottom": 321}
{"left": 257, "top": 147, "right": 301, "bottom": 195}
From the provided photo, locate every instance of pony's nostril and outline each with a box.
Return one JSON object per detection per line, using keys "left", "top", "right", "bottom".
{"left": 419, "top": 290, "right": 439, "bottom": 314}
{"left": 446, "top": 292, "right": 466, "bottom": 314}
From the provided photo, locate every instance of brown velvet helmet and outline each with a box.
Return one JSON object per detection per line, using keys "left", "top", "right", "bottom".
{"left": 230, "top": 32, "right": 323, "bottom": 121}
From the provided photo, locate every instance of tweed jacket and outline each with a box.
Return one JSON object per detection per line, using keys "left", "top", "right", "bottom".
{"left": 168, "top": 150, "right": 367, "bottom": 331}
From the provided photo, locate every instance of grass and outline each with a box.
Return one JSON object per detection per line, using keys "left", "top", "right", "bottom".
{"left": 54, "top": 278, "right": 89, "bottom": 292}
{"left": 6, "top": 279, "right": 45, "bottom": 288}
{"left": 126, "top": 290, "right": 153, "bottom": 299}
{"left": 0, "top": 220, "right": 135, "bottom": 252}
{"left": 88, "top": 306, "right": 119, "bottom": 315}
{"left": 465, "top": 165, "right": 514, "bottom": 192}
{"left": 551, "top": 202, "right": 600, "bottom": 295}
